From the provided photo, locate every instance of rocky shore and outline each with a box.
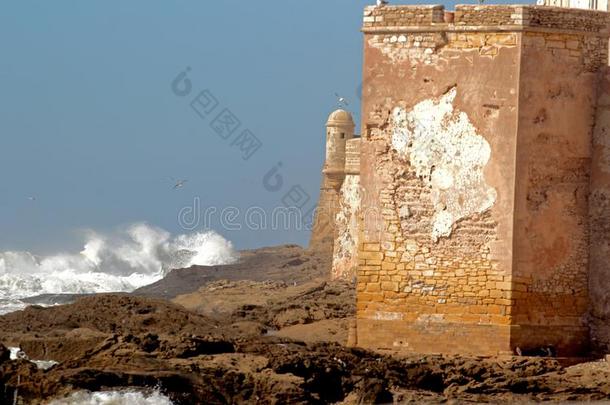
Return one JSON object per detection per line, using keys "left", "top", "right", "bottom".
{"left": 0, "top": 245, "right": 609, "bottom": 404}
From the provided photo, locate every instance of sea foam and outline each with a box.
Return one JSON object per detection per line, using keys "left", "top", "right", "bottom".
{"left": 0, "top": 223, "right": 238, "bottom": 314}
{"left": 46, "top": 389, "right": 174, "bottom": 405}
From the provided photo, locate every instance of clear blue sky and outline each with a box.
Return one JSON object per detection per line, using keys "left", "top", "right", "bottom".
{"left": 0, "top": 0, "right": 522, "bottom": 253}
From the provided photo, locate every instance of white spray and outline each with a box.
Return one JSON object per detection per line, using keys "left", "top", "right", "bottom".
{"left": 0, "top": 223, "right": 238, "bottom": 314}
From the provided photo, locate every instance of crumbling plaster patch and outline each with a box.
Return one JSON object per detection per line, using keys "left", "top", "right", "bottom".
{"left": 332, "top": 175, "right": 361, "bottom": 280}
{"left": 390, "top": 87, "right": 497, "bottom": 241}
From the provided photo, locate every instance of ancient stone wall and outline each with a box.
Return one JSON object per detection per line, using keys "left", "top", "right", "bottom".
{"left": 363, "top": 5, "right": 444, "bottom": 28}
{"left": 358, "top": 5, "right": 520, "bottom": 355}
{"left": 525, "top": 6, "right": 610, "bottom": 31}
{"left": 454, "top": 6, "right": 529, "bottom": 26}
{"left": 363, "top": 4, "right": 610, "bottom": 30}
{"left": 345, "top": 138, "right": 361, "bottom": 175}
{"left": 589, "top": 70, "right": 610, "bottom": 355}
{"left": 332, "top": 174, "right": 361, "bottom": 282}
{"left": 356, "top": 4, "right": 610, "bottom": 356}
{"left": 311, "top": 111, "right": 356, "bottom": 272}
{"left": 310, "top": 176, "right": 340, "bottom": 260}
{"left": 510, "top": 28, "right": 605, "bottom": 355}
{"left": 455, "top": 5, "right": 610, "bottom": 29}
{"left": 331, "top": 139, "right": 362, "bottom": 281}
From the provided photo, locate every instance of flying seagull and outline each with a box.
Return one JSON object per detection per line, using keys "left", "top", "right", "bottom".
{"left": 27, "top": 196, "right": 36, "bottom": 202}
{"left": 172, "top": 179, "right": 188, "bottom": 190}
{"left": 334, "top": 93, "right": 349, "bottom": 107}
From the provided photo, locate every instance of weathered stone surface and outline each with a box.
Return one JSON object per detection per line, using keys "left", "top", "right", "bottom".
{"left": 310, "top": 110, "right": 357, "bottom": 279}
{"left": 347, "top": 4, "right": 610, "bottom": 357}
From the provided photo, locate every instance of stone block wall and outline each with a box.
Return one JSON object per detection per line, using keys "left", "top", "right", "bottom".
{"left": 363, "top": 5, "right": 444, "bottom": 28}
{"left": 356, "top": 4, "right": 610, "bottom": 356}
{"left": 363, "top": 4, "right": 610, "bottom": 30}
{"left": 331, "top": 138, "right": 362, "bottom": 282}
{"left": 331, "top": 174, "right": 361, "bottom": 281}
{"left": 309, "top": 176, "right": 340, "bottom": 261}
{"left": 454, "top": 5, "right": 528, "bottom": 26}
{"left": 511, "top": 25, "right": 608, "bottom": 355}
{"left": 345, "top": 138, "right": 361, "bottom": 175}
{"left": 587, "top": 70, "right": 610, "bottom": 355}
{"left": 526, "top": 6, "right": 610, "bottom": 32}
{"left": 310, "top": 111, "right": 355, "bottom": 264}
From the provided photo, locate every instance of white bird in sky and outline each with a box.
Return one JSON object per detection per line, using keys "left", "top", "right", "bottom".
{"left": 376, "top": 0, "right": 388, "bottom": 6}
{"left": 172, "top": 179, "right": 188, "bottom": 190}
{"left": 27, "top": 196, "right": 36, "bottom": 202}
{"left": 334, "top": 93, "right": 349, "bottom": 107}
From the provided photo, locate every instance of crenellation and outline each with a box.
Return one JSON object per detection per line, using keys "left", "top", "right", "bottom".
{"left": 363, "top": 5, "right": 445, "bottom": 28}
{"left": 363, "top": 4, "right": 610, "bottom": 34}
{"left": 454, "top": 5, "right": 525, "bottom": 26}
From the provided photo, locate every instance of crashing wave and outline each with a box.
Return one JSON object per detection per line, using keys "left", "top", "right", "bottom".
{"left": 0, "top": 223, "right": 238, "bottom": 314}
{"left": 46, "top": 389, "right": 173, "bottom": 405}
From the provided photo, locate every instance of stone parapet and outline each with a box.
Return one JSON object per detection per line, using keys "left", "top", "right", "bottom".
{"left": 363, "top": 4, "right": 610, "bottom": 35}
{"left": 363, "top": 5, "right": 445, "bottom": 27}
{"left": 525, "top": 6, "right": 610, "bottom": 32}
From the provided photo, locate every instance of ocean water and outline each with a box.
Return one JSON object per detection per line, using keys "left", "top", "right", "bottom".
{"left": 9, "top": 346, "right": 59, "bottom": 370}
{"left": 46, "top": 390, "right": 174, "bottom": 405}
{"left": 0, "top": 223, "right": 238, "bottom": 315}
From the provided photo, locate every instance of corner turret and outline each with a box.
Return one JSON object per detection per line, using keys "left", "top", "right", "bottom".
{"left": 323, "top": 110, "right": 355, "bottom": 189}
{"left": 309, "top": 109, "right": 356, "bottom": 264}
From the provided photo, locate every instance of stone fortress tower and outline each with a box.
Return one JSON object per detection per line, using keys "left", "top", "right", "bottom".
{"left": 310, "top": 3, "right": 610, "bottom": 358}
{"left": 310, "top": 110, "right": 362, "bottom": 281}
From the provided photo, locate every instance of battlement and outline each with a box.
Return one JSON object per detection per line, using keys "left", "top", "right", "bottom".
{"left": 363, "top": 5, "right": 445, "bottom": 26}
{"left": 363, "top": 4, "right": 610, "bottom": 34}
